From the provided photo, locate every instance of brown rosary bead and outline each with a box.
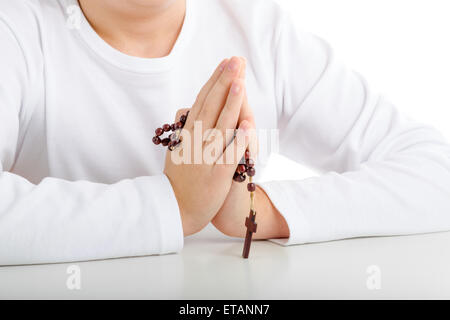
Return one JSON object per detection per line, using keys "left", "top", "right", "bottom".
{"left": 246, "top": 159, "right": 255, "bottom": 168}
{"left": 163, "top": 124, "right": 171, "bottom": 132}
{"left": 237, "top": 164, "right": 246, "bottom": 174}
{"left": 161, "top": 138, "right": 170, "bottom": 147}
{"left": 245, "top": 150, "right": 250, "bottom": 160}
{"left": 152, "top": 136, "right": 161, "bottom": 145}
{"left": 180, "top": 115, "right": 187, "bottom": 123}
{"left": 170, "top": 123, "right": 176, "bottom": 131}
{"left": 155, "top": 128, "right": 164, "bottom": 136}
{"left": 233, "top": 173, "right": 246, "bottom": 183}
{"left": 246, "top": 167, "right": 256, "bottom": 177}
{"left": 175, "top": 121, "right": 183, "bottom": 129}
{"left": 247, "top": 183, "right": 256, "bottom": 192}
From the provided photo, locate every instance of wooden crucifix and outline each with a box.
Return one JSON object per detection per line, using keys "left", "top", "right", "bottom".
{"left": 242, "top": 209, "right": 257, "bottom": 259}
{"left": 242, "top": 174, "right": 258, "bottom": 259}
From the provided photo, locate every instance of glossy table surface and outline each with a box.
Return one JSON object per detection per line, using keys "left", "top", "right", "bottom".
{"left": 1, "top": 224, "right": 450, "bottom": 299}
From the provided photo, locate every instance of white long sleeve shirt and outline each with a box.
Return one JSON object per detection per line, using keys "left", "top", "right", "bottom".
{"left": 0, "top": 0, "right": 449, "bottom": 265}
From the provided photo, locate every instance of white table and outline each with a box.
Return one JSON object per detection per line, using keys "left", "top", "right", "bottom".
{"left": 1, "top": 224, "right": 450, "bottom": 299}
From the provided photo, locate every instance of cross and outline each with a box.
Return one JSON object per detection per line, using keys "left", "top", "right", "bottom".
{"left": 242, "top": 210, "right": 257, "bottom": 259}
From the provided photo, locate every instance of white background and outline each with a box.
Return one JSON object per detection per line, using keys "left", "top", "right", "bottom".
{"left": 262, "top": 0, "right": 450, "bottom": 181}
{"left": 2, "top": 0, "right": 450, "bottom": 300}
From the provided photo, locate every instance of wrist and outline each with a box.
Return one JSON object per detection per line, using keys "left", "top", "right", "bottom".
{"left": 164, "top": 172, "right": 193, "bottom": 236}
{"left": 254, "top": 186, "right": 290, "bottom": 239}
{"left": 179, "top": 210, "right": 206, "bottom": 237}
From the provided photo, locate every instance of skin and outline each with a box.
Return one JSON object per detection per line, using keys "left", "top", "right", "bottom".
{"left": 78, "top": 0, "right": 290, "bottom": 239}
{"left": 78, "top": 0, "right": 186, "bottom": 58}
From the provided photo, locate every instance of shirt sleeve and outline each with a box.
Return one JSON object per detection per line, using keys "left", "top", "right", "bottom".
{"left": 0, "top": 21, "right": 183, "bottom": 265}
{"left": 260, "top": 11, "right": 450, "bottom": 246}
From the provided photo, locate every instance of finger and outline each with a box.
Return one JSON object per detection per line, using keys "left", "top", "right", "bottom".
{"left": 238, "top": 90, "right": 254, "bottom": 126}
{"left": 196, "top": 56, "right": 243, "bottom": 131}
{"left": 238, "top": 57, "right": 247, "bottom": 80}
{"left": 214, "top": 120, "right": 251, "bottom": 171}
{"left": 237, "top": 58, "right": 257, "bottom": 156}
{"left": 218, "top": 57, "right": 249, "bottom": 148}
{"left": 239, "top": 87, "right": 258, "bottom": 154}
{"left": 185, "top": 59, "right": 229, "bottom": 129}
{"left": 237, "top": 57, "right": 254, "bottom": 127}
{"left": 213, "top": 79, "right": 245, "bottom": 148}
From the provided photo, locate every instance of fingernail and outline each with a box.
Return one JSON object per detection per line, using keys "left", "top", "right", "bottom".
{"left": 231, "top": 81, "right": 241, "bottom": 95}
{"left": 227, "top": 57, "right": 240, "bottom": 73}
{"left": 219, "top": 59, "right": 228, "bottom": 72}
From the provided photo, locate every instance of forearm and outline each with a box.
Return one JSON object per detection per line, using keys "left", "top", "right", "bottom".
{"left": 0, "top": 173, "right": 183, "bottom": 265}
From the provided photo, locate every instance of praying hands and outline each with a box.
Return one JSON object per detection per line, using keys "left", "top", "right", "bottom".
{"left": 163, "top": 57, "right": 289, "bottom": 240}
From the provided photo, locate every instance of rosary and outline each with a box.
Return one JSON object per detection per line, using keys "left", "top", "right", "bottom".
{"left": 152, "top": 111, "right": 257, "bottom": 259}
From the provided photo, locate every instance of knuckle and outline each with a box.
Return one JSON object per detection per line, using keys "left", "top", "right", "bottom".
{"left": 224, "top": 99, "right": 238, "bottom": 112}
{"left": 217, "top": 73, "right": 232, "bottom": 89}
{"left": 198, "top": 104, "right": 211, "bottom": 120}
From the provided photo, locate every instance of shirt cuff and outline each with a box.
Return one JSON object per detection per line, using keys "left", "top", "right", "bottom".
{"left": 143, "top": 174, "right": 184, "bottom": 254}
{"left": 258, "top": 180, "right": 311, "bottom": 246}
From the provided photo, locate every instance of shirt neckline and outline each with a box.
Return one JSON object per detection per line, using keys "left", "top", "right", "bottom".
{"left": 61, "top": 0, "right": 193, "bottom": 74}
